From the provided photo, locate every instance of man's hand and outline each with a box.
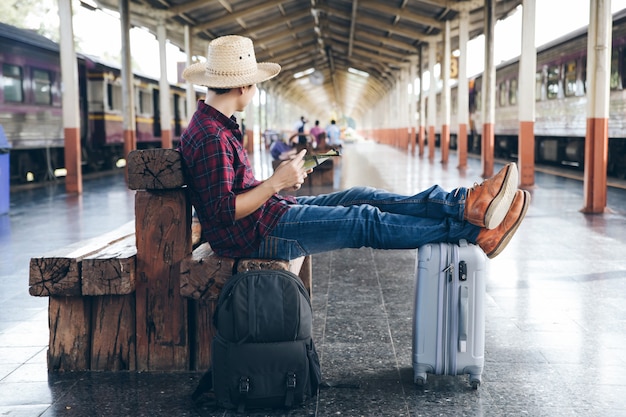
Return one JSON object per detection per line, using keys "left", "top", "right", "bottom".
{"left": 270, "top": 149, "right": 310, "bottom": 191}
{"left": 234, "top": 150, "right": 313, "bottom": 220}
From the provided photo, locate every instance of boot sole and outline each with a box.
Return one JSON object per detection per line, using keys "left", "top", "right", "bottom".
{"left": 486, "top": 190, "right": 530, "bottom": 259}
{"left": 484, "top": 163, "right": 518, "bottom": 229}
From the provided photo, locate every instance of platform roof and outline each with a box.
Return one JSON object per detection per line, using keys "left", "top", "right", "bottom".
{"left": 91, "top": 0, "right": 522, "bottom": 119}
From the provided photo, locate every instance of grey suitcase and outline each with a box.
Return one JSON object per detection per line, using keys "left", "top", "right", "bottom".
{"left": 412, "top": 239, "right": 486, "bottom": 389}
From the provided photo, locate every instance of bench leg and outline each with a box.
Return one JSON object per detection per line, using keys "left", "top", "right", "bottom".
{"left": 90, "top": 295, "right": 136, "bottom": 371}
{"left": 48, "top": 296, "right": 91, "bottom": 371}
{"left": 135, "top": 190, "right": 191, "bottom": 371}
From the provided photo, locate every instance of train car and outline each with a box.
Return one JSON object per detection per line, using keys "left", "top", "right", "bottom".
{"left": 84, "top": 58, "right": 193, "bottom": 170}
{"left": 0, "top": 22, "right": 195, "bottom": 184}
{"left": 437, "top": 8, "right": 626, "bottom": 179}
{"left": 0, "top": 22, "right": 65, "bottom": 182}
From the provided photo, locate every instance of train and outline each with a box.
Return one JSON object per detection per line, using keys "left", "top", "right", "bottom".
{"left": 440, "top": 8, "right": 626, "bottom": 179}
{"left": 6, "top": 9, "right": 626, "bottom": 185}
{"left": 0, "top": 22, "right": 198, "bottom": 184}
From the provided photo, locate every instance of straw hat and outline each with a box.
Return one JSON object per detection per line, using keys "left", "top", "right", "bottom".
{"left": 182, "top": 35, "right": 281, "bottom": 88}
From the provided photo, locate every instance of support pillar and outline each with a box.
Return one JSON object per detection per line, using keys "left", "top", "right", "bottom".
{"left": 582, "top": 0, "right": 611, "bottom": 213}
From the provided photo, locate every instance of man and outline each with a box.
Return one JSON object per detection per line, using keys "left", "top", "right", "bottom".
{"left": 309, "top": 120, "right": 325, "bottom": 148}
{"left": 326, "top": 119, "right": 341, "bottom": 147}
{"left": 178, "top": 35, "right": 529, "bottom": 261}
{"left": 294, "top": 116, "right": 308, "bottom": 146}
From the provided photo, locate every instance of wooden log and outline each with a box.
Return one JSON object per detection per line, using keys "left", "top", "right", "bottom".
{"left": 127, "top": 149, "right": 185, "bottom": 190}
{"left": 81, "top": 234, "right": 136, "bottom": 296}
{"left": 135, "top": 189, "right": 190, "bottom": 371}
{"left": 90, "top": 295, "right": 136, "bottom": 371}
{"left": 180, "top": 242, "right": 309, "bottom": 301}
{"left": 189, "top": 300, "right": 217, "bottom": 371}
{"left": 29, "top": 221, "right": 135, "bottom": 297}
{"left": 48, "top": 296, "right": 91, "bottom": 371}
{"left": 179, "top": 243, "right": 235, "bottom": 301}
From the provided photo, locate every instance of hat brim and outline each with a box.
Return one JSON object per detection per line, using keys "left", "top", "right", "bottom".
{"left": 182, "top": 62, "right": 281, "bottom": 88}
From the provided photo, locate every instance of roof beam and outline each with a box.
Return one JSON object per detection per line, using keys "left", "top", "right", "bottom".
{"left": 192, "top": 0, "right": 284, "bottom": 34}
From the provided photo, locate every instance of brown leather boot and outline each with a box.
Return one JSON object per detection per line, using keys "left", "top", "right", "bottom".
{"left": 476, "top": 189, "right": 530, "bottom": 259}
{"left": 465, "top": 163, "right": 518, "bottom": 229}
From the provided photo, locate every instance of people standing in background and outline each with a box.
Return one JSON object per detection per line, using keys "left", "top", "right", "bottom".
{"left": 309, "top": 120, "right": 324, "bottom": 148}
{"left": 326, "top": 119, "right": 341, "bottom": 147}
{"left": 294, "top": 116, "right": 308, "bottom": 146}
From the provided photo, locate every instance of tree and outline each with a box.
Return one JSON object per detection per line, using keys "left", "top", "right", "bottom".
{"left": 0, "top": 0, "right": 60, "bottom": 42}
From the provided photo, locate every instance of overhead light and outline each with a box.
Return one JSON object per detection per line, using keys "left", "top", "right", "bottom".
{"left": 294, "top": 68, "right": 315, "bottom": 79}
{"left": 348, "top": 67, "right": 369, "bottom": 78}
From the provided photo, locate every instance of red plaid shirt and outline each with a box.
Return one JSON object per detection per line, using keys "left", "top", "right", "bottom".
{"left": 178, "top": 101, "right": 295, "bottom": 257}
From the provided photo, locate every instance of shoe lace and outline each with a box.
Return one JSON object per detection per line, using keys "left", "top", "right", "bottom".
{"left": 458, "top": 182, "right": 480, "bottom": 199}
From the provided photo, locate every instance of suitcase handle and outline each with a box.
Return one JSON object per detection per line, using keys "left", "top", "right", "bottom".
{"left": 458, "top": 286, "right": 469, "bottom": 352}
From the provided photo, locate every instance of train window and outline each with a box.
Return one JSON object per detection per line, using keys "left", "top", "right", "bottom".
{"left": 498, "top": 81, "right": 507, "bottom": 107}
{"left": 138, "top": 89, "right": 152, "bottom": 114}
{"left": 33, "top": 69, "right": 52, "bottom": 105}
{"left": 610, "top": 50, "right": 620, "bottom": 90}
{"left": 546, "top": 65, "right": 560, "bottom": 99}
{"left": 110, "top": 84, "right": 123, "bottom": 111}
{"left": 509, "top": 78, "right": 518, "bottom": 105}
{"left": 564, "top": 60, "right": 577, "bottom": 97}
{"left": 2, "top": 64, "right": 24, "bottom": 103}
{"left": 535, "top": 71, "right": 543, "bottom": 101}
{"left": 105, "top": 81, "right": 123, "bottom": 112}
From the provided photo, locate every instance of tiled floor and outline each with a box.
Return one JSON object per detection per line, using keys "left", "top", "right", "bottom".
{"left": 1, "top": 140, "right": 626, "bottom": 416}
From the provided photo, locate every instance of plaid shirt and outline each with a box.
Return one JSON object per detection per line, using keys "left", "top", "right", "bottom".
{"left": 178, "top": 101, "right": 295, "bottom": 257}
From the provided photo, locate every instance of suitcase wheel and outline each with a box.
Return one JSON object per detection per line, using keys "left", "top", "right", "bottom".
{"left": 414, "top": 373, "right": 427, "bottom": 386}
{"left": 469, "top": 375, "right": 481, "bottom": 390}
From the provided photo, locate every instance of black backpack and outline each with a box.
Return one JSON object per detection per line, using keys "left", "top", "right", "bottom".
{"left": 192, "top": 269, "right": 321, "bottom": 412}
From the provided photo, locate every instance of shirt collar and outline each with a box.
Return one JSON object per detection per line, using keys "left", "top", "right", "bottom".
{"left": 197, "top": 100, "right": 239, "bottom": 130}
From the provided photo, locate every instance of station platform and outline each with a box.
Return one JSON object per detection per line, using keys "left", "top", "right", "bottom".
{"left": 1, "top": 140, "right": 626, "bottom": 417}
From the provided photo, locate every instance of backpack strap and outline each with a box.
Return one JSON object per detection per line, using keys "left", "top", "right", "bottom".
{"left": 237, "top": 376, "right": 250, "bottom": 413}
{"left": 284, "top": 371, "right": 297, "bottom": 407}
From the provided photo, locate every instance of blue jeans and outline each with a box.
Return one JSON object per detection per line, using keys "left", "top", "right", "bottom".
{"left": 247, "top": 186, "right": 481, "bottom": 260}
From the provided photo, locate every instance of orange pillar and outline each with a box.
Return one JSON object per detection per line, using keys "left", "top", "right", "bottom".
{"left": 481, "top": 0, "right": 495, "bottom": 178}
{"left": 457, "top": 123, "right": 468, "bottom": 168}
{"left": 428, "top": 126, "right": 436, "bottom": 160}
{"left": 482, "top": 123, "right": 495, "bottom": 178}
{"left": 518, "top": 121, "right": 535, "bottom": 187}
{"left": 59, "top": 0, "right": 82, "bottom": 194}
{"left": 582, "top": 0, "right": 610, "bottom": 213}
{"left": 457, "top": 10, "right": 469, "bottom": 170}
{"left": 583, "top": 118, "right": 608, "bottom": 212}
{"left": 64, "top": 127, "right": 82, "bottom": 194}
{"left": 418, "top": 125, "right": 425, "bottom": 157}
{"left": 124, "top": 130, "right": 137, "bottom": 162}
{"left": 441, "top": 20, "right": 451, "bottom": 164}
{"left": 441, "top": 125, "right": 450, "bottom": 163}
{"left": 161, "top": 130, "right": 173, "bottom": 149}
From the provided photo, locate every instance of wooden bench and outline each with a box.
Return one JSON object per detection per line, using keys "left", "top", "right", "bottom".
{"left": 28, "top": 148, "right": 312, "bottom": 372}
